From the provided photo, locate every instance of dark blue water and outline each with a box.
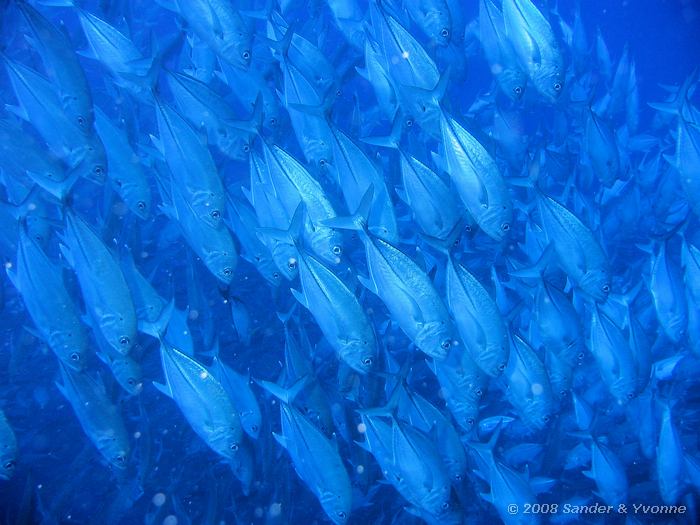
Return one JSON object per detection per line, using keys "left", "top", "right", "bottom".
{"left": 1, "top": 1, "right": 699, "bottom": 524}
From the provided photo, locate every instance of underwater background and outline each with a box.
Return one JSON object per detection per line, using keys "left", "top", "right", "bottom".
{"left": 1, "top": 0, "right": 700, "bottom": 523}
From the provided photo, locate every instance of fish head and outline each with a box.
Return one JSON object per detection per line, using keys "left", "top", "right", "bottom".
{"left": 534, "top": 67, "right": 565, "bottom": 103}
{"left": 415, "top": 320, "right": 459, "bottom": 360}
{"left": 240, "top": 410, "right": 261, "bottom": 440}
{"left": 114, "top": 176, "right": 151, "bottom": 219}
{"left": 423, "top": 8, "right": 452, "bottom": 46}
{"left": 339, "top": 338, "right": 377, "bottom": 374}
{"left": 109, "top": 356, "right": 144, "bottom": 395}
{"left": 0, "top": 440, "right": 16, "bottom": 481}
{"left": 579, "top": 269, "right": 611, "bottom": 303}
{"left": 309, "top": 228, "right": 343, "bottom": 266}
{"left": 97, "top": 433, "right": 129, "bottom": 470}
{"left": 320, "top": 490, "right": 350, "bottom": 525}
{"left": 478, "top": 204, "right": 513, "bottom": 242}
{"left": 271, "top": 243, "right": 299, "bottom": 281}
{"left": 69, "top": 136, "right": 108, "bottom": 184}
{"left": 220, "top": 36, "right": 252, "bottom": 71}
{"left": 52, "top": 334, "right": 89, "bottom": 372}
{"left": 204, "top": 247, "right": 237, "bottom": 285}
{"left": 497, "top": 67, "right": 528, "bottom": 101}
{"left": 211, "top": 426, "right": 243, "bottom": 460}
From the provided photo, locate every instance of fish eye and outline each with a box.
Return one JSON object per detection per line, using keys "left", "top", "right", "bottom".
{"left": 94, "top": 166, "right": 103, "bottom": 175}
{"left": 441, "top": 502, "right": 450, "bottom": 510}
{"left": 553, "top": 82, "right": 562, "bottom": 92}
{"left": 336, "top": 89, "right": 342, "bottom": 97}
{"left": 273, "top": 272, "right": 280, "bottom": 279}
{"left": 211, "top": 210, "right": 221, "bottom": 219}
{"left": 251, "top": 425, "right": 259, "bottom": 433}
{"left": 362, "top": 357, "right": 373, "bottom": 366}
{"left": 319, "top": 159, "right": 327, "bottom": 167}
{"left": 223, "top": 267, "right": 233, "bottom": 277}
{"left": 501, "top": 223, "right": 510, "bottom": 232}
{"left": 440, "top": 28, "right": 449, "bottom": 38}
{"left": 467, "top": 417, "right": 475, "bottom": 426}
{"left": 119, "top": 336, "right": 130, "bottom": 346}
{"left": 577, "top": 352, "right": 585, "bottom": 360}
{"left": 405, "top": 118, "right": 413, "bottom": 127}
{"left": 475, "top": 388, "right": 483, "bottom": 397}
{"left": 288, "top": 260, "right": 297, "bottom": 270}
{"left": 627, "top": 392, "right": 635, "bottom": 400}
{"left": 543, "top": 415, "right": 550, "bottom": 423}
{"left": 336, "top": 511, "right": 346, "bottom": 520}
{"left": 514, "top": 86, "right": 523, "bottom": 95}
{"left": 70, "top": 352, "right": 80, "bottom": 361}
{"left": 3, "top": 460, "right": 15, "bottom": 470}
{"left": 332, "top": 245, "right": 342, "bottom": 256}
{"left": 560, "top": 389, "right": 567, "bottom": 397}
{"left": 77, "top": 116, "right": 85, "bottom": 125}
{"left": 440, "top": 339, "right": 451, "bottom": 350}
{"left": 127, "top": 378, "right": 135, "bottom": 386}
{"left": 230, "top": 443, "right": 239, "bottom": 451}
{"left": 243, "top": 143, "right": 250, "bottom": 153}
{"left": 269, "top": 117, "right": 277, "bottom": 126}
{"left": 498, "top": 363, "right": 506, "bottom": 371}
{"left": 602, "top": 284, "right": 611, "bottom": 294}
{"left": 115, "top": 455, "right": 126, "bottom": 464}
{"left": 137, "top": 201, "right": 146, "bottom": 211}
{"left": 242, "top": 50, "right": 250, "bottom": 60}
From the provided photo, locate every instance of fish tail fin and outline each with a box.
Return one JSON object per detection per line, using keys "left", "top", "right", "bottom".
{"left": 139, "top": 298, "right": 175, "bottom": 340}
{"left": 322, "top": 184, "right": 373, "bottom": 232}
{"left": 509, "top": 243, "right": 554, "bottom": 279}
{"left": 648, "top": 67, "right": 698, "bottom": 117}
{"left": 361, "top": 109, "right": 405, "bottom": 149}
{"left": 276, "top": 302, "right": 297, "bottom": 326}
{"left": 256, "top": 201, "right": 305, "bottom": 249}
{"left": 256, "top": 375, "right": 309, "bottom": 405}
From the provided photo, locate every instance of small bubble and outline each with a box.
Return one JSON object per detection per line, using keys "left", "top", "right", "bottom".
{"left": 401, "top": 50, "right": 409, "bottom": 59}
{"left": 27, "top": 202, "right": 37, "bottom": 211}
{"left": 357, "top": 423, "right": 367, "bottom": 434}
{"left": 356, "top": 464, "right": 365, "bottom": 474}
{"left": 163, "top": 515, "right": 177, "bottom": 525}
{"left": 531, "top": 383, "right": 544, "bottom": 396}
{"left": 269, "top": 503, "right": 282, "bottom": 517}
{"left": 152, "top": 493, "right": 166, "bottom": 507}
{"left": 4, "top": 262, "right": 12, "bottom": 270}
{"left": 254, "top": 507, "right": 264, "bottom": 518}
{"left": 134, "top": 431, "right": 142, "bottom": 439}
{"left": 188, "top": 310, "right": 200, "bottom": 320}
{"left": 199, "top": 371, "right": 209, "bottom": 380}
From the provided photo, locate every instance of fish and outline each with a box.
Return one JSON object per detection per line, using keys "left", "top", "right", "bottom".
{"left": 154, "top": 340, "right": 243, "bottom": 460}
{"left": 292, "top": 248, "right": 378, "bottom": 374}
{"left": 478, "top": 0, "right": 528, "bottom": 100}
{"left": 17, "top": 1, "right": 95, "bottom": 132}
{"left": 537, "top": 193, "right": 611, "bottom": 302}
{"left": 261, "top": 378, "right": 352, "bottom": 525}
{"left": 0, "top": 409, "right": 17, "bottom": 481}
{"left": 7, "top": 223, "right": 89, "bottom": 370}
{"left": 93, "top": 107, "right": 151, "bottom": 219}
{"left": 59, "top": 211, "right": 137, "bottom": 355}
{"left": 153, "top": 99, "right": 226, "bottom": 229}
{"left": 589, "top": 306, "right": 637, "bottom": 404}
{"left": 503, "top": 0, "right": 564, "bottom": 102}
{"left": 327, "top": 190, "right": 459, "bottom": 360}
{"left": 446, "top": 255, "right": 509, "bottom": 376}
{"left": 56, "top": 364, "right": 130, "bottom": 469}
{"left": 440, "top": 111, "right": 513, "bottom": 241}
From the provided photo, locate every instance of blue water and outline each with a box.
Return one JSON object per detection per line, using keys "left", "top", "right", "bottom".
{"left": 1, "top": 0, "right": 699, "bottom": 524}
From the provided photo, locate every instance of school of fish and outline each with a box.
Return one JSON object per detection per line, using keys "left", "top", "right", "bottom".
{"left": 0, "top": 0, "right": 699, "bottom": 523}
